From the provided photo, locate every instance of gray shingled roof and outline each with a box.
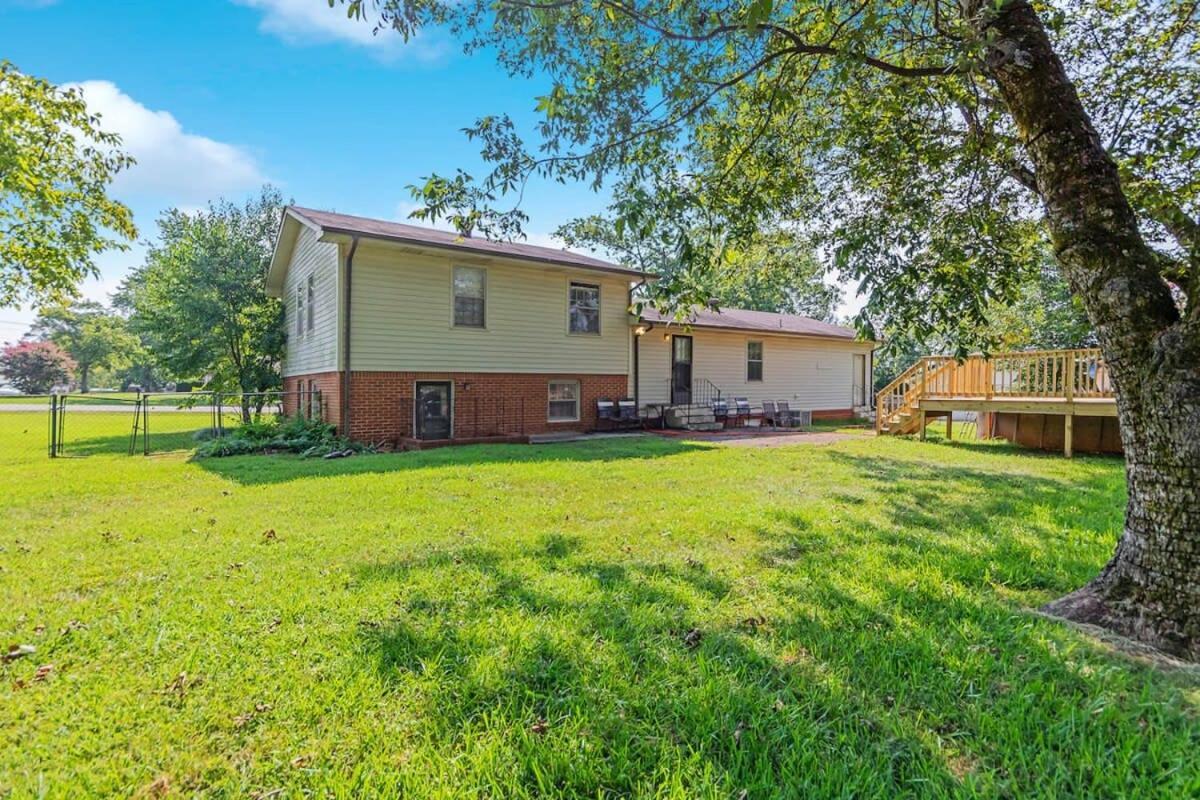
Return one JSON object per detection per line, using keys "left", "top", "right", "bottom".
{"left": 639, "top": 307, "right": 859, "bottom": 341}
{"left": 288, "top": 206, "right": 646, "bottom": 278}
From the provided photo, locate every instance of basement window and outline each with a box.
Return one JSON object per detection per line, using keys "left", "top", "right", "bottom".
{"left": 548, "top": 380, "right": 580, "bottom": 422}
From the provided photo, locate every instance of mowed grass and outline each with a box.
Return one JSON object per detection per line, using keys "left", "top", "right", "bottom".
{"left": 1, "top": 414, "right": 1197, "bottom": 798}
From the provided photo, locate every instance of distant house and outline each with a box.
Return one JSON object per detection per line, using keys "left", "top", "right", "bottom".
{"left": 266, "top": 206, "right": 877, "bottom": 445}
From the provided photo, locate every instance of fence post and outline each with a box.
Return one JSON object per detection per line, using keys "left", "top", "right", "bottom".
{"left": 48, "top": 394, "right": 58, "bottom": 458}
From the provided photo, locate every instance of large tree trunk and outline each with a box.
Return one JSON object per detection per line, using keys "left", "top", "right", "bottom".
{"left": 977, "top": 1, "right": 1200, "bottom": 659}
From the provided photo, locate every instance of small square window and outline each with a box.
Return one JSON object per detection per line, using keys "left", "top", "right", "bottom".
{"left": 453, "top": 266, "right": 486, "bottom": 328}
{"left": 747, "top": 341, "right": 763, "bottom": 381}
{"left": 568, "top": 283, "right": 600, "bottom": 335}
{"left": 548, "top": 380, "right": 580, "bottom": 422}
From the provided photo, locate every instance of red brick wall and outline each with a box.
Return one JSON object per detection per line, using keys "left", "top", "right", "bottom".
{"left": 282, "top": 372, "right": 342, "bottom": 429}
{"left": 811, "top": 408, "right": 855, "bottom": 421}
{"left": 286, "top": 370, "right": 628, "bottom": 445}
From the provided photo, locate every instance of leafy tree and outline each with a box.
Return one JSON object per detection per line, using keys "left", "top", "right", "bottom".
{"left": 983, "top": 258, "right": 1095, "bottom": 351}
{"left": 558, "top": 216, "right": 840, "bottom": 319}
{"left": 0, "top": 62, "right": 136, "bottom": 307}
{"left": 30, "top": 302, "right": 139, "bottom": 393}
{"left": 120, "top": 188, "right": 285, "bottom": 420}
{"left": 0, "top": 340, "right": 75, "bottom": 394}
{"left": 337, "top": 1, "right": 1200, "bottom": 657}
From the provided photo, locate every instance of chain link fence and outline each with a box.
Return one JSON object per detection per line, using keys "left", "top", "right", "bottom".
{"left": 0, "top": 390, "right": 321, "bottom": 461}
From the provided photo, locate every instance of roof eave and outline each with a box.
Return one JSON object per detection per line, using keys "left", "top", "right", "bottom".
{"left": 315, "top": 225, "right": 649, "bottom": 279}
{"left": 639, "top": 316, "right": 877, "bottom": 346}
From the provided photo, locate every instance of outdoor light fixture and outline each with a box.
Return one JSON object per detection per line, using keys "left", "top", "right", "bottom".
{"left": 634, "top": 325, "right": 647, "bottom": 336}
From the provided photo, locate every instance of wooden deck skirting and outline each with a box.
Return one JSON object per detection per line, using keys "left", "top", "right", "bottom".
{"left": 876, "top": 349, "right": 1117, "bottom": 457}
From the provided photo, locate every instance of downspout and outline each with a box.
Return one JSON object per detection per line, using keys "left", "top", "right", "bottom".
{"left": 341, "top": 237, "right": 359, "bottom": 437}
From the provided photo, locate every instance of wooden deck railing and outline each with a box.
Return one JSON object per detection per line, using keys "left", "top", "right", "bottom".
{"left": 876, "top": 348, "right": 1111, "bottom": 432}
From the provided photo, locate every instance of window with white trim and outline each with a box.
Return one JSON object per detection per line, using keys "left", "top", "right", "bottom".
{"left": 548, "top": 380, "right": 580, "bottom": 422}
{"left": 295, "top": 284, "right": 304, "bottom": 337}
{"left": 747, "top": 341, "right": 764, "bottom": 381}
{"left": 453, "top": 266, "right": 486, "bottom": 328}
{"left": 568, "top": 282, "right": 600, "bottom": 334}
{"left": 306, "top": 274, "right": 315, "bottom": 332}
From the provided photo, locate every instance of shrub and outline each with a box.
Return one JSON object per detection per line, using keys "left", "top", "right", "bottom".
{"left": 0, "top": 341, "right": 75, "bottom": 394}
{"left": 194, "top": 414, "right": 365, "bottom": 458}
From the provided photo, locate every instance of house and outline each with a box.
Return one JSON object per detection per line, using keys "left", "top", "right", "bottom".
{"left": 266, "top": 206, "right": 877, "bottom": 446}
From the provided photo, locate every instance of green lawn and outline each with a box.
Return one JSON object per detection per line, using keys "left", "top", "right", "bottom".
{"left": 1, "top": 414, "right": 1197, "bottom": 798}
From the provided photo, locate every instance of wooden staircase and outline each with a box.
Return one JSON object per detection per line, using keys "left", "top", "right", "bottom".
{"left": 875, "top": 357, "right": 957, "bottom": 435}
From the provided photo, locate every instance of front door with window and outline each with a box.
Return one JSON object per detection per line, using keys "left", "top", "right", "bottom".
{"left": 415, "top": 381, "right": 452, "bottom": 440}
{"left": 671, "top": 335, "right": 693, "bottom": 405}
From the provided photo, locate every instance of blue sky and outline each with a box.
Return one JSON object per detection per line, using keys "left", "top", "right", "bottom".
{"left": 0, "top": 0, "right": 859, "bottom": 341}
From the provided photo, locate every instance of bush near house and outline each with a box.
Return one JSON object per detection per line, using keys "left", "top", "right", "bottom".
{"left": 194, "top": 414, "right": 361, "bottom": 458}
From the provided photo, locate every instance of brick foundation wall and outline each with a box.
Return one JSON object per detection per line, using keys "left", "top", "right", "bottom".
{"left": 282, "top": 372, "right": 342, "bottom": 430}
{"left": 286, "top": 370, "right": 628, "bottom": 446}
{"left": 811, "top": 408, "right": 855, "bottom": 421}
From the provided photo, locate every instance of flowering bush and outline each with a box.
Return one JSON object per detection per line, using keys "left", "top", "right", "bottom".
{"left": 0, "top": 341, "right": 75, "bottom": 394}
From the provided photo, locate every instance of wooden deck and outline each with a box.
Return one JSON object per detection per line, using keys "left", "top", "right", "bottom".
{"left": 876, "top": 349, "right": 1116, "bottom": 457}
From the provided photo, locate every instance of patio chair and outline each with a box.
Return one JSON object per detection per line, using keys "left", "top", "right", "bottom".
{"left": 711, "top": 398, "right": 729, "bottom": 425}
{"left": 731, "top": 397, "right": 751, "bottom": 427}
{"left": 616, "top": 398, "right": 640, "bottom": 429}
{"left": 596, "top": 398, "right": 616, "bottom": 431}
{"left": 762, "top": 400, "right": 778, "bottom": 429}
{"left": 776, "top": 400, "right": 796, "bottom": 428}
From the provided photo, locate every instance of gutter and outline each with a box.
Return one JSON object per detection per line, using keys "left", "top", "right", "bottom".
{"left": 341, "top": 237, "right": 359, "bottom": 436}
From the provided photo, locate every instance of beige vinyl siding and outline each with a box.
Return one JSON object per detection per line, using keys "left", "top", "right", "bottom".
{"left": 638, "top": 329, "right": 873, "bottom": 409}
{"left": 349, "top": 242, "right": 632, "bottom": 375}
{"left": 282, "top": 226, "right": 339, "bottom": 377}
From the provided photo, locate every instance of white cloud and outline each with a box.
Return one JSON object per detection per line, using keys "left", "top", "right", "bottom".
{"left": 235, "top": 0, "right": 447, "bottom": 61}
{"left": 66, "top": 81, "right": 266, "bottom": 203}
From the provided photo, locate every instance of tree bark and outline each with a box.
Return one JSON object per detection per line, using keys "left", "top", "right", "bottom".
{"left": 976, "top": 1, "right": 1200, "bottom": 659}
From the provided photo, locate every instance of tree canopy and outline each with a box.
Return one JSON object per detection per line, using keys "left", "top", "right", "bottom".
{"left": 29, "top": 301, "right": 139, "bottom": 393}
{"left": 118, "top": 188, "right": 285, "bottom": 400}
{"left": 0, "top": 62, "right": 136, "bottom": 308}
{"left": 557, "top": 217, "right": 841, "bottom": 320}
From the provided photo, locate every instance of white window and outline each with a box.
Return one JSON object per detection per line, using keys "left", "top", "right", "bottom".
{"left": 747, "top": 341, "right": 763, "bottom": 381}
{"left": 568, "top": 282, "right": 600, "bottom": 334}
{"left": 306, "top": 274, "right": 315, "bottom": 333}
{"left": 548, "top": 380, "right": 580, "bottom": 422}
{"left": 295, "top": 284, "right": 304, "bottom": 336}
{"left": 453, "top": 266, "right": 486, "bottom": 328}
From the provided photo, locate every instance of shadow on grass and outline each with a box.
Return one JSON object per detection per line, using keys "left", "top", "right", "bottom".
{"left": 194, "top": 435, "right": 713, "bottom": 486}
{"left": 815, "top": 450, "right": 1125, "bottom": 590}
{"left": 341, "top": 455, "right": 1192, "bottom": 796}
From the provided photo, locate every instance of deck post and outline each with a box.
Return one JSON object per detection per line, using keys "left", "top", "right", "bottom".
{"left": 919, "top": 409, "right": 927, "bottom": 441}
{"left": 1064, "top": 412, "right": 1074, "bottom": 458}
{"left": 945, "top": 412, "right": 953, "bottom": 442}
